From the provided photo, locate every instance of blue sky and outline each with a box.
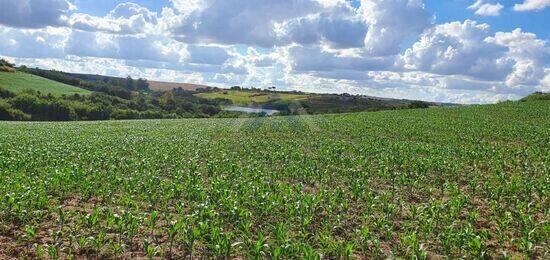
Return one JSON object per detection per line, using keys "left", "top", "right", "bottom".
{"left": 0, "top": 0, "right": 548, "bottom": 104}
{"left": 426, "top": 0, "right": 549, "bottom": 38}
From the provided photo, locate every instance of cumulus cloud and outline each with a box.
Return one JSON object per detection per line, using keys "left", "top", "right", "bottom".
{"left": 540, "top": 72, "right": 550, "bottom": 91}
{"left": 0, "top": 25, "right": 241, "bottom": 69}
{"left": 0, "top": 25, "right": 68, "bottom": 58}
{"left": 513, "top": 0, "right": 550, "bottom": 12}
{"left": 70, "top": 2, "right": 158, "bottom": 34}
{"left": 403, "top": 20, "right": 514, "bottom": 81}
{"left": 0, "top": 0, "right": 74, "bottom": 28}
{"left": 165, "top": 0, "right": 323, "bottom": 47}
{"left": 288, "top": 45, "right": 396, "bottom": 74}
{"left": 279, "top": 12, "right": 367, "bottom": 49}
{"left": 360, "top": 0, "right": 432, "bottom": 56}
{"left": 65, "top": 31, "right": 189, "bottom": 63}
{"left": 468, "top": 1, "right": 504, "bottom": 16}
{"left": 487, "top": 29, "right": 550, "bottom": 87}
{"left": 187, "top": 45, "right": 231, "bottom": 65}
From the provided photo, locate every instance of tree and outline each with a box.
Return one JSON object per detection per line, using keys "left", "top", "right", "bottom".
{"left": 160, "top": 91, "right": 176, "bottom": 111}
{"left": 408, "top": 101, "right": 431, "bottom": 109}
{"left": 136, "top": 78, "right": 149, "bottom": 91}
{"left": 125, "top": 76, "right": 136, "bottom": 91}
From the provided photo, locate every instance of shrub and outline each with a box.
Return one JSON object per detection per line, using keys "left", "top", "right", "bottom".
{"left": 47, "top": 101, "right": 78, "bottom": 121}
{"left": 408, "top": 101, "right": 431, "bottom": 109}
{"left": 9, "top": 93, "right": 45, "bottom": 115}
{"left": 111, "top": 109, "right": 141, "bottom": 120}
{"left": 0, "top": 87, "right": 16, "bottom": 98}
{"left": 0, "top": 101, "right": 30, "bottom": 120}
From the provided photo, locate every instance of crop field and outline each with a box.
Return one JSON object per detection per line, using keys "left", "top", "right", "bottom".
{"left": 0, "top": 101, "right": 548, "bottom": 258}
{"left": 0, "top": 72, "right": 91, "bottom": 96}
{"left": 196, "top": 90, "right": 310, "bottom": 105}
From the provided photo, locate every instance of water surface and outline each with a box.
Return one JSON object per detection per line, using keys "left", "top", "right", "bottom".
{"left": 224, "top": 106, "right": 280, "bottom": 115}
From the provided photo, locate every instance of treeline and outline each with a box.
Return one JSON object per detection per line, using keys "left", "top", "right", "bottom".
{"left": 19, "top": 67, "right": 148, "bottom": 99}
{"left": 0, "top": 86, "right": 227, "bottom": 121}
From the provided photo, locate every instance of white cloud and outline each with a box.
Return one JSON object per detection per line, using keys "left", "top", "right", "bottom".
{"left": 165, "top": 0, "right": 324, "bottom": 47}
{"left": 288, "top": 45, "right": 396, "bottom": 74}
{"left": 402, "top": 22, "right": 548, "bottom": 96}
{"left": 468, "top": 1, "right": 503, "bottom": 16}
{"left": 70, "top": 2, "right": 159, "bottom": 34}
{"left": 513, "top": 0, "right": 550, "bottom": 12}
{"left": 187, "top": 45, "right": 230, "bottom": 65}
{"left": 360, "top": 0, "right": 432, "bottom": 56}
{"left": 487, "top": 29, "right": 550, "bottom": 87}
{"left": 279, "top": 11, "right": 367, "bottom": 49}
{"left": 403, "top": 20, "right": 514, "bottom": 81}
{"left": 65, "top": 31, "right": 190, "bottom": 63}
{"left": 0, "top": 0, "right": 73, "bottom": 28}
{"left": 540, "top": 71, "right": 550, "bottom": 91}
{"left": 0, "top": 25, "right": 68, "bottom": 58}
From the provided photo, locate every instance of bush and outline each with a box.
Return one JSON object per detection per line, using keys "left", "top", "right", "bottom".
{"left": 201, "top": 105, "right": 221, "bottom": 116}
{"left": 408, "top": 101, "right": 431, "bottom": 109}
{"left": 140, "top": 110, "right": 166, "bottom": 119}
{"left": 9, "top": 93, "right": 45, "bottom": 114}
{"left": 111, "top": 109, "right": 141, "bottom": 120}
{"left": 47, "top": 101, "right": 78, "bottom": 121}
{"left": 0, "top": 101, "right": 30, "bottom": 120}
{"left": 0, "top": 87, "right": 16, "bottom": 98}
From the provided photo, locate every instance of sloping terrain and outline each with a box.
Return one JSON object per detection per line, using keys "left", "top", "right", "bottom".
{"left": 0, "top": 72, "right": 91, "bottom": 96}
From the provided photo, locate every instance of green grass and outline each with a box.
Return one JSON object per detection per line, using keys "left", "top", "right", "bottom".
{"left": 197, "top": 90, "right": 309, "bottom": 105}
{"left": 0, "top": 71, "right": 91, "bottom": 96}
{"left": 0, "top": 101, "right": 548, "bottom": 258}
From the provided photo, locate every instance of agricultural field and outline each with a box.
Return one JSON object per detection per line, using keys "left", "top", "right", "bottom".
{"left": 196, "top": 89, "right": 310, "bottom": 105}
{"left": 148, "top": 81, "right": 210, "bottom": 91}
{"left": 0, "top": 72, "right": 91, "bottom": 96}
{"left": 0, "top": 100, "right": 549, "bottom": 259}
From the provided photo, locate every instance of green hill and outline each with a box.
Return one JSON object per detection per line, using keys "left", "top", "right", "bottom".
{"left": 0, "top": 71, "right": 91, "bottom": 96}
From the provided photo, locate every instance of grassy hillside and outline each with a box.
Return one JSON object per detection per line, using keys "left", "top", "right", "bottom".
{"left": 0, "top": 100, "right": 548, "bottom": 258}
{"left": 197, "top": 89, "right": 311, "bottom": 105}
{"left": 0, "top": 71, "right": 91, "bottom": 96}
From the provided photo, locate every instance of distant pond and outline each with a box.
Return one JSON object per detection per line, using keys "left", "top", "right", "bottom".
{"left": 223, "top": 106, "right": 280, "bottom": 115}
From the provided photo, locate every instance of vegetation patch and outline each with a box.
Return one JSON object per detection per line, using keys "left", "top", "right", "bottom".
{"left": 0, "top": 100, "right": 548, "bottom": 258}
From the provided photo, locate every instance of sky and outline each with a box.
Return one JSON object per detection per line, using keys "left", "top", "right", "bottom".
{"left": 0, "top": 0, "right": 548, "bottom": 104}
